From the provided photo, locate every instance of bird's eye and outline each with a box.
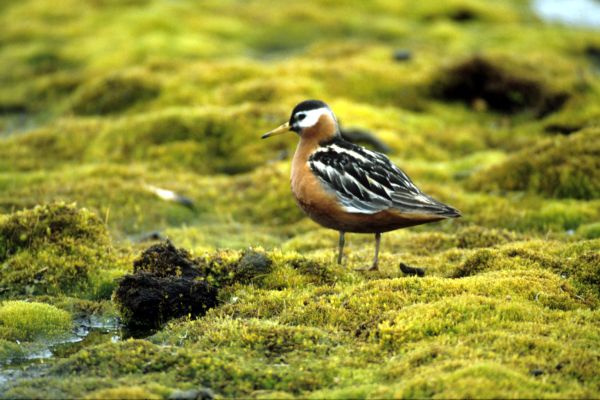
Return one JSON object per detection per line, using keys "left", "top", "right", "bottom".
{"left": 297, "top": 113, "right": 306, "bottom": 121}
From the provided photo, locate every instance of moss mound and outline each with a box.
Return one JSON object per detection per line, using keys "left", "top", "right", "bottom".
{"left": 0, "top": 119, "right": 104, "bottom": 172}
{"left": 70, "top": 72, "right": 160, "bottom": 115}
{"left": 0, "top": 203, "right": 117, "bottom": 297}
{"left": 85, "top": 386, "right": 161, "bottom": 400}
{"left": 53, "top": 339, "right": 181, "bottom": 376}
{"left": 0, "top": 300, "right": 71, "bottom": 341}
{"left": 0, "top": 0, "right": 599, "bottom": 398}
{"left": 86, "top": 107, "right": 274, "bottom": 174}
{"left": 469, "top": 128, "right": 600, "bottom": 199}
{"left": 432, "top": 56, "right": 568, "bottom": 116}
{"left": 449, "top": 240, "right": 600, "bottom": 301}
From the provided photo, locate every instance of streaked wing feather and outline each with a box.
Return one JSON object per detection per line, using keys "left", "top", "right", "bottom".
{"left": 309, "top": 139, "right": 458, "bottom": 216}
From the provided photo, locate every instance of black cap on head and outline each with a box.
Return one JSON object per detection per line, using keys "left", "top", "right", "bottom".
{"left": 289, "top": 99, "right": 329, "bottom": 121}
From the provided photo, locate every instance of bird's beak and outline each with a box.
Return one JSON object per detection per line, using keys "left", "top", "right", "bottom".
{"left": 261, "top": 122, "right": 291, "bottom": 139}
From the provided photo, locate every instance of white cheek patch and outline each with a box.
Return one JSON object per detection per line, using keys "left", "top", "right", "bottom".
{"left": 297, "top": 108, "right": 334, "bottom": 129}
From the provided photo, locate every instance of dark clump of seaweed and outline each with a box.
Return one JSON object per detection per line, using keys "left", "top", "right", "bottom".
{"left": 114, "top": 272, "right": 218, "bottom": 331}
{"left": 133, "top": 240, "right": 201, "bottom": 279}
{"left": 431, "top": 56, "right": 568, "bottom": 116}
{"left": 70, "top": 72, "right": 159, "bottom": 115}
{"left": 114, "top": 242, "right": 273, "bottom": 330}
{"left": 114, "top": 241, "right": 216, "bottom": 331}
{"left": 544, "top": 123, "right": 582, "bottom": 136}
{"left": 468, "top": 127, "right": 600, "bottom": 199}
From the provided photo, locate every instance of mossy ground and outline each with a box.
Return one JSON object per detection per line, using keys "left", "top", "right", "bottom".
{"left": 1, "top": 0, "right": 599, "bottom": 398}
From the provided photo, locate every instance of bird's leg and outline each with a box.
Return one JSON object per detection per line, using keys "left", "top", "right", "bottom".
{"left": 356, "top": 232, "right": 381, "bottom": 271}
{"left": 337, "top": 231, "right": 345, "bottom": 265}
{"left": 370, "top": 232, "right": 381, "bottom": 271}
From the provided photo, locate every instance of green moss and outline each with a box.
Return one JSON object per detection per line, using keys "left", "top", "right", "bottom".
{"left": 0, "top": 203, "right": 120, "bottom": 297}
{"left": 85, "top": 386, "right": 161, "bottom": 400}
{"left": 577, "top": 222, "right": 600, "bottom": 239}
{"left": 227, "top": 164, "right": 304, "bottom": 225}
{"left": 53, "top": 339, "right": 177, "bottom": 376}
{"left": 70, "top": 71, "right": 160, "bottom": 115}
{"left": 0, "top": 300, "right": 71, "bottom": 341}
{"left": 456, "top": 225, "right": 521, "bottom": 248}
{"left": 0, "top": 164, "right": 202, "bottom": 235}
{"left": 0, "top": 203, "right": 108, "bottom": 259}
{"left": 85, "top": 106, "right": 274, "bottom": 174}
{"left": 400, "top": 362, "right": 552, "bottom": 398}
{"left": 0, "top": 119, "right": 105, "bottom": 172}
{"left": 0, "top": 0, "right": 599, "bottom": 398}
{"left": 0, "top": 338, "right": 25, "bottom": 360}
{"left": 469, "top": 128, "right": 600, "bottom": 199}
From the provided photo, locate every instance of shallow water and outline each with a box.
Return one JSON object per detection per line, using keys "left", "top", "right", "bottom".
{"left": 0, "top": 316, "right": 120, "bottom": 392}
{"left": 532, "top": 0, "right": 600, "bottom": 29}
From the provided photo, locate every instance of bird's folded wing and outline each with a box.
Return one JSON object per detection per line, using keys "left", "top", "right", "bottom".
{"left": 309, "top": 141, "right": 455, "bottom": 215}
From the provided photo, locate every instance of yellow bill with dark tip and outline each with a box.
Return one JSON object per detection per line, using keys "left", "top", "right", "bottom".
{"left": 261, "top": 121, "right": 290, "bottom": 139}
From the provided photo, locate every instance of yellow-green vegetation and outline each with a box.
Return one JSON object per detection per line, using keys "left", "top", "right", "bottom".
{"left": 0, "top": 301, "right": 71, "bottom": 341}
{"left": 470, "top": 127, "right": 600, "bottom": 199}
{"left": 0, "top": 0, "right": 599, "bottom": 398}
{"left": 84, "top": 386, "right": 162, "bottom": 400}
{"left": 0, "top": 203, "right": 125, "bottom": 298}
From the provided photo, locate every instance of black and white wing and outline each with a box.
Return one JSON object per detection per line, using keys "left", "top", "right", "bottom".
{"left": 308, "top": 139, "right": 459, "bottom": 217}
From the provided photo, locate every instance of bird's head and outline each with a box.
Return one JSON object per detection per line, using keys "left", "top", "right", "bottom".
{"left": 262, "top": 100, "right": 339, "bottom": 142}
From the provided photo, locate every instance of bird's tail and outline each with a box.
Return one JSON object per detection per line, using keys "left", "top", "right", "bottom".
{"left": 391, "top": 191, "right": 461, "bottom": 218}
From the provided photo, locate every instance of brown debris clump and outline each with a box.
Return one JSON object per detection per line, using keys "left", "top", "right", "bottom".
{"left": 114, "top": 241, "right": 272, "bottom": 330}
{"left": 432, "top": 57, "right": 568, "bottom": 117}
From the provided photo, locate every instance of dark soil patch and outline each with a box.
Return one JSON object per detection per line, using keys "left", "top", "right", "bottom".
{"left": 585, "top": 46, "right": 600, "bottom": 68}
{"left": 432, "top": 57, "right": 569, "bottom": 117}
{"left": 133, "top": 240, "right": 201, "bottom": 279}
{"left": 544, "top": 123, "right": 582, "bottom": 135}
{"left": 424, "top": 8, "right": 478, "bottom": 23}
{"left": 114, "top": 272, "right": 218, "bottom": 330}
{"left": 114, "top": 241, "right": 272, "bottom": 330}
{"left": 449, "top": 9, "right": 477, "bottom": 22}
{"left": 0, "top": 104, "right": 27, "bottom": 114}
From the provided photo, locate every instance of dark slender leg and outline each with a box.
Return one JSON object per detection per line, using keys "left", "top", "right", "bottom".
{"left": 337, "top": 231, "right": 345, "bottom": 265}
{"left": 355, "top": 232, "right": 381, "bottom": 271}
{"left": 370, "top": 232, "right": 381, "bottom": 271}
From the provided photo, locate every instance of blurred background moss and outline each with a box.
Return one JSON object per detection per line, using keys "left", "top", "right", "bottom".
{"left": 0, "top": 0, "right": 599, "bottom": 398}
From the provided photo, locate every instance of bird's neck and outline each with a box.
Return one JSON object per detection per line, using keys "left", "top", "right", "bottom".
{"left": 292, "top": 114, "right": 339, "bottom": 180}
{"left": 300, "top": 114, "right": 339, "bottom": 148}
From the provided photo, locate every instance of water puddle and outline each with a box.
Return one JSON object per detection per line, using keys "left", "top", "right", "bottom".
{"left": 532, "top": 0, "right": 600, "bottom": 29}
{"left": 0, "top": 316, "right": 121, "bottom": 392}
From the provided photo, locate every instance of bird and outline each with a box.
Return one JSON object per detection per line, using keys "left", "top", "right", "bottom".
{"left": 262, "top": 100, "right": 460, "bottom": 271}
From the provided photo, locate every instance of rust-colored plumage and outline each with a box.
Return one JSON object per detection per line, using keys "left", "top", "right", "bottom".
{"left": 263, "top": 100, "right": 460, "bottom": 270}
